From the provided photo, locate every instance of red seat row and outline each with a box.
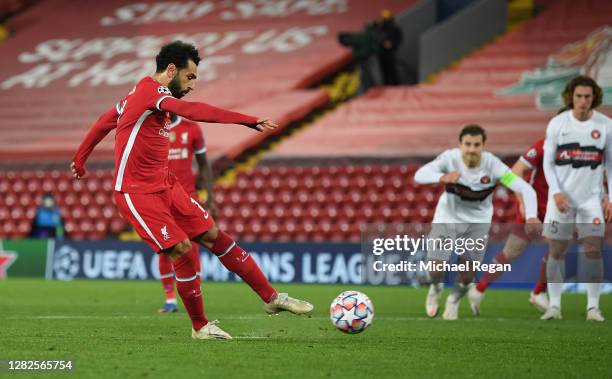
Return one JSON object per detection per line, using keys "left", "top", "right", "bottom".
{"left": 0, "top": 165, "right": 519, "bottom": 241}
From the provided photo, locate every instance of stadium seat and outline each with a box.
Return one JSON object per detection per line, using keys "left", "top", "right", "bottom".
{"left": 0, "top": 162, "right": 530, "bottom": 242}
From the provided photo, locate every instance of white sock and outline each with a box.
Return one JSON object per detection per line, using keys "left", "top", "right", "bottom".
{"left": 429, "top": 282, "right": 443, "bottom": 295}
{"left": 547, "top": 257, "right": 565, "bottom": 309}
{"left": 448, "top": 282, "right": 469, "bottom": 303}
{"left": 587, "top": 283, "right": 602, "bottom": 310}
{"left": 584, "top": 257, "right": 603, "bottom": 310}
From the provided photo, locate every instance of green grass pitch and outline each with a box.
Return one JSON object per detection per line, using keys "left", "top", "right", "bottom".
{"left": 1, "top": 279, "right": 611, "bottom": 378}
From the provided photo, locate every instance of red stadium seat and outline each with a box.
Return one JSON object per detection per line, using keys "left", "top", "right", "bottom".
{"left": 87, "top": 207, "right": 101, "bottom": 219}
{"left": 108, "top": 218, "right": 125, "bottom": 236}
{"left": 0, "top": 164, "right": 537, "bottom": 242}
{"left": 25, "top": 206, "right": 36, "bottom": 220}
{"left": 71, "top": 206, "right": 85, "bottom": 221}
{"left": 102, "top": 179, "right": 114, "bottom": 192}
{"left": 102, "top": 205, "right": 116, "bottom": 219}
{"left": 0, "top": 180, "right": 9, "bottom": 195}
{"left": 63, "top": 193, "right": 77, "bottom": 207}
{"left": 86, "top": 178, "right": 100, "bottom": 192}
{"left": 26, "top": 179, "right": 41, "bottom": 194}
{"left": 94, "top": 193, "right": 107, "bottom": 206}
{"left": 10, "top": 207, "right": 26, "bottom": 222}
{"left": 4, "top": 194, "right": 16, "bottom": 207}
{"left": 72, "top": 180, "right": 85, "bottom": 194}
{"left": 16, "top": 221, "right": 31, "bottom": 237}
{"left": 79, "top": 194, "right": 93, "bottom": 207}
{"left": 18, "top": 193, "right": 33, "bottom": 208}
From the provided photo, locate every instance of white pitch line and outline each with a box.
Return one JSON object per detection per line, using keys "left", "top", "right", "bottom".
{"left": 8, "top": 315, "right": 504, "bottom": 322}
{"left": 233, "top": 336, "right": 270, "bottom": 340}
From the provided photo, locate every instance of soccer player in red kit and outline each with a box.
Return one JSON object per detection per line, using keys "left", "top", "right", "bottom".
{"left": 467, "top": 138, "right": 550, "bottom": 314}
{"left": 70, "top": 41, "right": 313, "bottom": 339}
{"left": 158, "top": 114, "right": 216, "bottom": 313}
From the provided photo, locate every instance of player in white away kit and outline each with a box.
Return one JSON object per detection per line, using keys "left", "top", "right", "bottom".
{"left": 415, "top": 125, "right": 541, "bottom": 320}
{"left": 541, "top": 76, "right": 612, "bottom": 322}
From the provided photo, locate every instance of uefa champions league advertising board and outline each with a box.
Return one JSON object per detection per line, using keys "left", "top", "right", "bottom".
{"left": 44, "top": 235, "right": 612, "bottom": 285}
{"left": 49, "top": 240, "right": 363, "bottom": 283}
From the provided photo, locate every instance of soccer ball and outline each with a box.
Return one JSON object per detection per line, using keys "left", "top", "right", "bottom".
{"left": 329, "top": 291, "right": 374, "bottom": 334}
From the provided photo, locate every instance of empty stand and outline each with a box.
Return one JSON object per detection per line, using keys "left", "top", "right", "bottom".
{"left": 0, "top": 0, "right": 415, "bottom": 163}
{"left": 265, "top": 0, "right": 612, "bottom": 160}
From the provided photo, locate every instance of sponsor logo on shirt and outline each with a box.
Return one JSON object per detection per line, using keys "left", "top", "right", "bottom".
{"left": 555, "top": 143, "right": 603, "bottom": 169}
{"left": 168, "top": 148, "right": 188, "bottom": 160}
{"left": 445, "top": 183, "right": 496, "bottom": 202}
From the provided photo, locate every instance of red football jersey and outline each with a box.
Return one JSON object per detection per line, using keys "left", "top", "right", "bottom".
{"left": 519, "top": 138, "right": 548, "bottom": 216}
{"left": 113, "top": 77, "right": 175, "bottom": 193}
{"left": 73, "top": 76, "right": 257, "bottom": 193}
{"left": 167, "top": 116, "right": 206, "bottom": 193}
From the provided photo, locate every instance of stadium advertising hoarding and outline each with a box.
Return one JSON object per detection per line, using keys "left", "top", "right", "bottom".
{"left": 49, "top": 240, "right": 362, "bottom": 283}
{"left": 3, "top": 235, "right": 610, "bottom": 287}
{"left": 0, "top": 239, "right": 48, "bottom": 278}
{"left": 39, "top": 236, "right": 612, "bottom": 286}
{"left": 3, "top": 236, "right": 610, "bottom": 286}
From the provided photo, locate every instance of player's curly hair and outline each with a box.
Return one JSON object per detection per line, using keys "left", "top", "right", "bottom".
{"left": 155, "top": 41, "right": 201, "bottom": 73}
{"left": 561, "top": 75, "right": 603, "bottom": 110}
{"left": 459, "top": 124, "right": 486, "bottom": 143}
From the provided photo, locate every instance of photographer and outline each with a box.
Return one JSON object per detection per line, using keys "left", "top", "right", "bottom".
{"left": 378, "top": 9, "right": 403, "bottom": 85}
{"left": 338, "top": 20, "right": 384, "bottom": 93}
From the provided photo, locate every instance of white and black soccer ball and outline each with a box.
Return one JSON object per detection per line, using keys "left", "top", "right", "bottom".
{"left": 330, "top": 291, "right": 374, "bottom": 334}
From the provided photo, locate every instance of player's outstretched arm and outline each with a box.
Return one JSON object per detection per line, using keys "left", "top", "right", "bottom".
{"left": 414, "top": 153, "right": 454, "bottom": 185}
{"left": 71, "top": 106, "right": 118, "bottom": 179}
{"left": 500, "top": 171, "right": 539, "bottom": 222}
{"left": 159, "top": 97, "right": 277, "bottom": 132}
{"left": 510, "top": 159, "right": 532, "bottom": 218}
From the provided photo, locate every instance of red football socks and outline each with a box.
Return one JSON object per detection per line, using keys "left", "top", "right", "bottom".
{"left": 476, "top": 252, "right": 510, "bottom": 293}
{"left": 172, "top": 252, "right": 207, "bottom": 331}
{"left": 533, "top": 251, "right": 548, "bottom": 295}
{"left": 158, "top": 253, "right": 176, "bottom": 302}
{"left": 210, "top": 230, "right": 277, "bottom": 303}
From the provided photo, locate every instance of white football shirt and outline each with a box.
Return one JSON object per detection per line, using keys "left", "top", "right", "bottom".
{"left": 416, "top": 148, "right": 510, "bottom": 223}
{"left": 543, "top": 110, "right": 612, "bottom": 205}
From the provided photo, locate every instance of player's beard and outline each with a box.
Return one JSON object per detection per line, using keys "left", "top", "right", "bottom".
{"left": 168, "top": 75, "right": 186, "bottom": 99}
{"left": 465, "top": 153, "right": 480, "bottom": 167}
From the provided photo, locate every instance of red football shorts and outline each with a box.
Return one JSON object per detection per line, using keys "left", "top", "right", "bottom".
{"left": 114, "top": 182, "right": 214, "bottom": 252}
